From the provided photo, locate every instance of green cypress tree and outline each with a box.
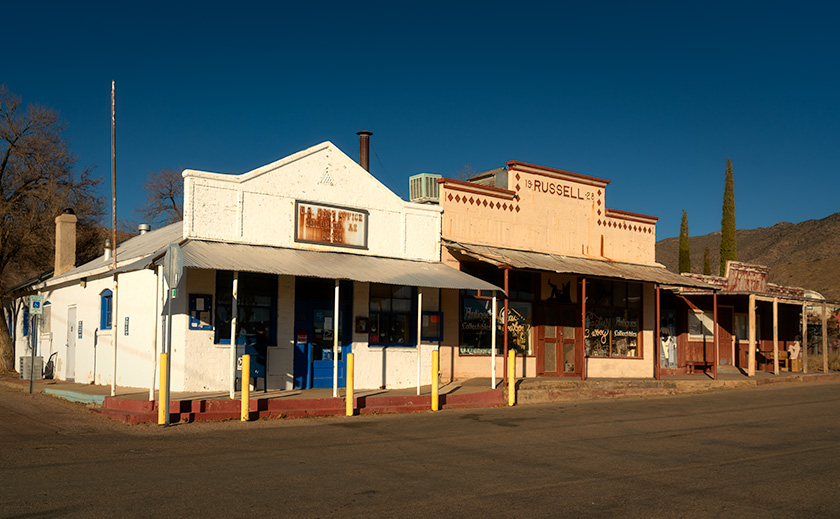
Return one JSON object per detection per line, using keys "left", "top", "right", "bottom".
{"left": 679, "top": 210, "right": 691, "bottom": 273}
{"left": 703, "top": 245, "right": 711, "bottom": 275}
{"left": 720, "top": 158, "right": 737, "bottom": 275}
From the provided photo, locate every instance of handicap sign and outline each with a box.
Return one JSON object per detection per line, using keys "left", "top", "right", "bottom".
{"left": 29, "top": 295, "right": 44, "bottom": 315}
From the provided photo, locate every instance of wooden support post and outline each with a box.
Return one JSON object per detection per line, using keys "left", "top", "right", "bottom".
{"left": 802, "top": 303, "right": 809, "bottom": 374}
{"left": 823, "top": 302, "right": 829, "bottom": 373}
{"left": 773, "top": 298, "right": 779, "bottom": 375}
{"left": 748, "top": 294, "right": 756, "bottom": 377}
{"left": 655, "top": 286, "right": 660, "bottom": 381}
{"left": 713, "top": 292, "right": 719, "bottom": 380}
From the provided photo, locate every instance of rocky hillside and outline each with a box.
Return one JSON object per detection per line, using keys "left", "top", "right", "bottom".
{"left": 656, "top": 212, "right": 840, "bottom": 300}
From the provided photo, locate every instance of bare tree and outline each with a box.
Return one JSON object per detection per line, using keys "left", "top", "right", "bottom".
{"left": 138, "top": 167, "right": 183, "bottom": 226}
{"left": 0, "top": 85, "right": 103, "bottom": 372}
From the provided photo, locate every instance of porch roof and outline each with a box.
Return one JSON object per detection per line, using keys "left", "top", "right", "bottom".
{"left": 444, "top": 240, "right": 713, "bottom": 289}
{"left": 170, "top": 239, "right": 502, "bottom": 292}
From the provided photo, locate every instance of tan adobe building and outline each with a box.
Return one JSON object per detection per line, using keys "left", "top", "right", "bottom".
{"left": 434, "top": 161, "right": 710, "bottom": 382}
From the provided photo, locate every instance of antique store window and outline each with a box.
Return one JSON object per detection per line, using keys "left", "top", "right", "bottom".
{"left": 584, "top": 280, "right": 642, "bottom": 358}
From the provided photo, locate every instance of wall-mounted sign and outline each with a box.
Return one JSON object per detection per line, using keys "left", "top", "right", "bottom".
{"left": 295, "top": 201, "right": 368, "bottom": 249}
{"left": 525, "top": 177, "right": 596, "bottom": 202}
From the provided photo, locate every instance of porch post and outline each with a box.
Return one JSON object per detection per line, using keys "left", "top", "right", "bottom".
{"left": 581, "top": 277, "right": 587, "bottom": 382}
{"left": 773, "top": 298, "right": 779, "bottom": 375}
{"left": 416, "top": 289, "right": 422, "bottom": 395}
{"left": 503, "top": 268, "right": 510, "bottom": 384}
{"left": 748, "top": 293, "right": 756, "bottom": 377}
{"left": 802, "top": 303, "right": 809, "bottom": 374}
{"left": 334, "top": 280, "right": 340, "bottom": 398}
{"left": 713, "top": 292, "right": 718, "bottom": 380}
{"left": 655, "top": 285, "right": 660, "bottom": 381}
{"left": 491, "top": 295, "right": 497, "bottom": 388}
{"left": 111, "top": 273, "right": 118, "bottom": 396}
{"left": 150, "top": 265, "right": 161, "bottom": 401}
{"left": 822, "top": 302, "right": 828, "bottom": 373}
{"left": 229, "top": 271, "right": 239, "bottom": 399}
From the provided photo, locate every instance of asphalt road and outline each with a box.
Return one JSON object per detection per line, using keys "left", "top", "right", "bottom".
{"left": 2, "top": 381, "right": 839, "bottom": 518}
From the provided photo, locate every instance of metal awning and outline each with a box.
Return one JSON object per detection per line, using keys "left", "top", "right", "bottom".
{"left": 170, "top": 240, "right": 502, "bottom": 291}
{"left": 444, "top": 240, "right": 713, "bottom": 289}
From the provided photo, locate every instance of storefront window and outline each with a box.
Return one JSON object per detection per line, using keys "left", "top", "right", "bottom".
{"left": 459, "top": 298, "right": 532, "bottom": 355}
{"left": 215, "top": 271, "right": 277, "bottom": 345}
{"left": 369, "top": 284, "right": 415, "bottom": 346}
{"left": 584, "top": 280, "right": 642, "bottom": 358}
{"left": 688, "top": 310, "right": 715, "bottom": 340}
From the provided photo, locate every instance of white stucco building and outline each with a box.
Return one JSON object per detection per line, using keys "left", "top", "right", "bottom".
{"left": 15, "top": 138, "right": 497, "bottom": 394}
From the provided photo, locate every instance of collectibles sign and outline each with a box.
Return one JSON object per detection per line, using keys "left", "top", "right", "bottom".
{"left": 295, "top": 201, "right": 368, "bottom": 249}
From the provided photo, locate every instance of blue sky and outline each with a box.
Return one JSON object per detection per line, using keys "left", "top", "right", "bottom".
{"left": 4, "top": 1, "right": 838, "bottom": 239}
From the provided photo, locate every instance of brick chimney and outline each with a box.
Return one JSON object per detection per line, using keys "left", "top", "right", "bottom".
{"left": 54, "top": 208, "right": 77, "bottom": 276}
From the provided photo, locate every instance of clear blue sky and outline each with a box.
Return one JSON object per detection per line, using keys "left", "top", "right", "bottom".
{"left": 4, "top": 1, "right": 838, "bottom": 239}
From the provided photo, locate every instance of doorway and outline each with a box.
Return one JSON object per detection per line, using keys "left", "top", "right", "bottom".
{"left": 536, "top": 305, "right": 580, "bottom": 376}
{"left": 65, "top": 306, "right": 76, "bottom": 382}
{"left": 293, "top": 278, "right": 353, "bottom": 389}
{"left": 718, "top": 306, "right": 734, "bottom": 366}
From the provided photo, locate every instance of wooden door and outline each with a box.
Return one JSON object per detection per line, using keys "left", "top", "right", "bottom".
{"left": 537, "top": 306, "right": 579, "bottom": 376}
{"left": 718, "top": 307, "right": 734, "bottom": 366}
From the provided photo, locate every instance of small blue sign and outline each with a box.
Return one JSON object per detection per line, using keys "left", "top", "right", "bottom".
{"left": 124, "top": 317, "right": 130, "bottom": 336}
{"left": 78, "top": 321, "right": 83, "bottom": 339}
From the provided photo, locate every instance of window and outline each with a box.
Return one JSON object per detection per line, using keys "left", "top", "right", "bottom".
{"left": 100, "top": 290, "right": 113, "bottom": 330}
{"left": 369, "top": 284, "right": 415, "bottom": 346}
{"left": 688, "top": 310, "right": 715, "bottom": 340}
{"left": 41, "top": 302, "right": 51, "bottom": 335}
{"left": 734, "top": 313, "right": 760, "bottom": 342}
{"left": 584, "top": 280, "right": 642, "bottom": 358}
{"left": 22, "top": 307, "right": 29, "bottom": 337}
{"left": 215, "top": 271, "right": 277, "bottom": 345}
{"left": 459, "top": 297, "right": 533, "bottom": 356}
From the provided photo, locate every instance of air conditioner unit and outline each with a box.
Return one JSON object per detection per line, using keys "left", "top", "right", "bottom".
{"left": 20, "top": 356, "right": 44, "bottom": 380}
{"left": 409, "top": 173, "right": 442, "bottom": 204}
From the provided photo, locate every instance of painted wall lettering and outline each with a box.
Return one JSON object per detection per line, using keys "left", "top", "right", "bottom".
{"left": 526, "top": 178, "right": 595, "bottom": 201}
{"left": 295, "top": 201, "right": 369, "bottom": 249}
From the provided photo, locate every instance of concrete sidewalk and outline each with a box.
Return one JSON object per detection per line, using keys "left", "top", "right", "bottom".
{"left": 4, "top": 368, "right": 839, "bottom": 424}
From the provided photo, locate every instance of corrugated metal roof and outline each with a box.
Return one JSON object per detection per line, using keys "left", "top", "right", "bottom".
{"left": 444, "top": 240, "right": 713, "bottom": 289}
{"left": 175, "top": 240, "right": 502, "bottom": 291}
{"left": 41, "top": 221, "right": 184, "bottom": 288}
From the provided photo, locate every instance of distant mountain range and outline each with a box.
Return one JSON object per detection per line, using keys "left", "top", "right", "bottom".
{"left": 655, "top": 212, "right": 840, "bottom": 300}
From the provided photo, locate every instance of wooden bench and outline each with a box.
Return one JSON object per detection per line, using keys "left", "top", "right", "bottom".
{"left": 762, "top": 350, "right": 790, "bottom": 371}
{"left": 685, "top": 360, "right": 713, "bottom": 374}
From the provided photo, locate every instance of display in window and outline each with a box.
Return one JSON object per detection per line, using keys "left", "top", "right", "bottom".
{"left": 541, "top": 273, "right": 576, "bottom": 303}
{"left": 459, "top": 299, "right": 532, "bottom": 355}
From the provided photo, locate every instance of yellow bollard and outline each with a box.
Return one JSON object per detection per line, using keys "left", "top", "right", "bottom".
{"left": 158, "top": 353, "right": 167, "bottom": 425}
{"left": 431, "top": 350, "right": 439, "bottom": 411}
{"left": 240, "top": 354, "right": 250, "bottom": 422}
{"left": 345, "top": 353, "right": 354, "bottom": 416}
{"left": 508, "top": 350, "right": 515, "bottom": 406}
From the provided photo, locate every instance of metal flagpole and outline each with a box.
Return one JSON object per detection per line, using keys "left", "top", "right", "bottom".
{"left": 110, "top": 81, "right": 118, "bottom": 397}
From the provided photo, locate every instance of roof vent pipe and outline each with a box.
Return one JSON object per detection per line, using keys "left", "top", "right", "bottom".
{"left": 138, "top": 224, "right": 151, "bottom": 235}
{"left": 104, "top": 238, "right": 112, "bottom": 261}
{"left": 357, "top": 130, "right": 372, "bottom": 172}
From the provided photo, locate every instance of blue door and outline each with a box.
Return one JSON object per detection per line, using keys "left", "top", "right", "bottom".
{"left": 293, "top": 279, "right": 353, "bottom": 389}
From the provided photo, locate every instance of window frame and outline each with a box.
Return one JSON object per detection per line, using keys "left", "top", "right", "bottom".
{"left": 584, "top": 280, "right": 643, "bottom": 359}
{"left": 368, "top": 283, "right": 417, "bottom": 347}
{"left": 688, "top": 310, "right": 715, "bottom": 341}
{"left": 214, "top": 271, "right": 278, "bottom": 346}
{"left": 100, "top": 289, "right": 113, "bottom": 330}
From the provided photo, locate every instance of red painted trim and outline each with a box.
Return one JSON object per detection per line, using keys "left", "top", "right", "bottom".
{"left": 507, "top": 161, "right": 611, "bottom": 187}
{"left": 605, "top": 208, "right": 659, "bottom": 223}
